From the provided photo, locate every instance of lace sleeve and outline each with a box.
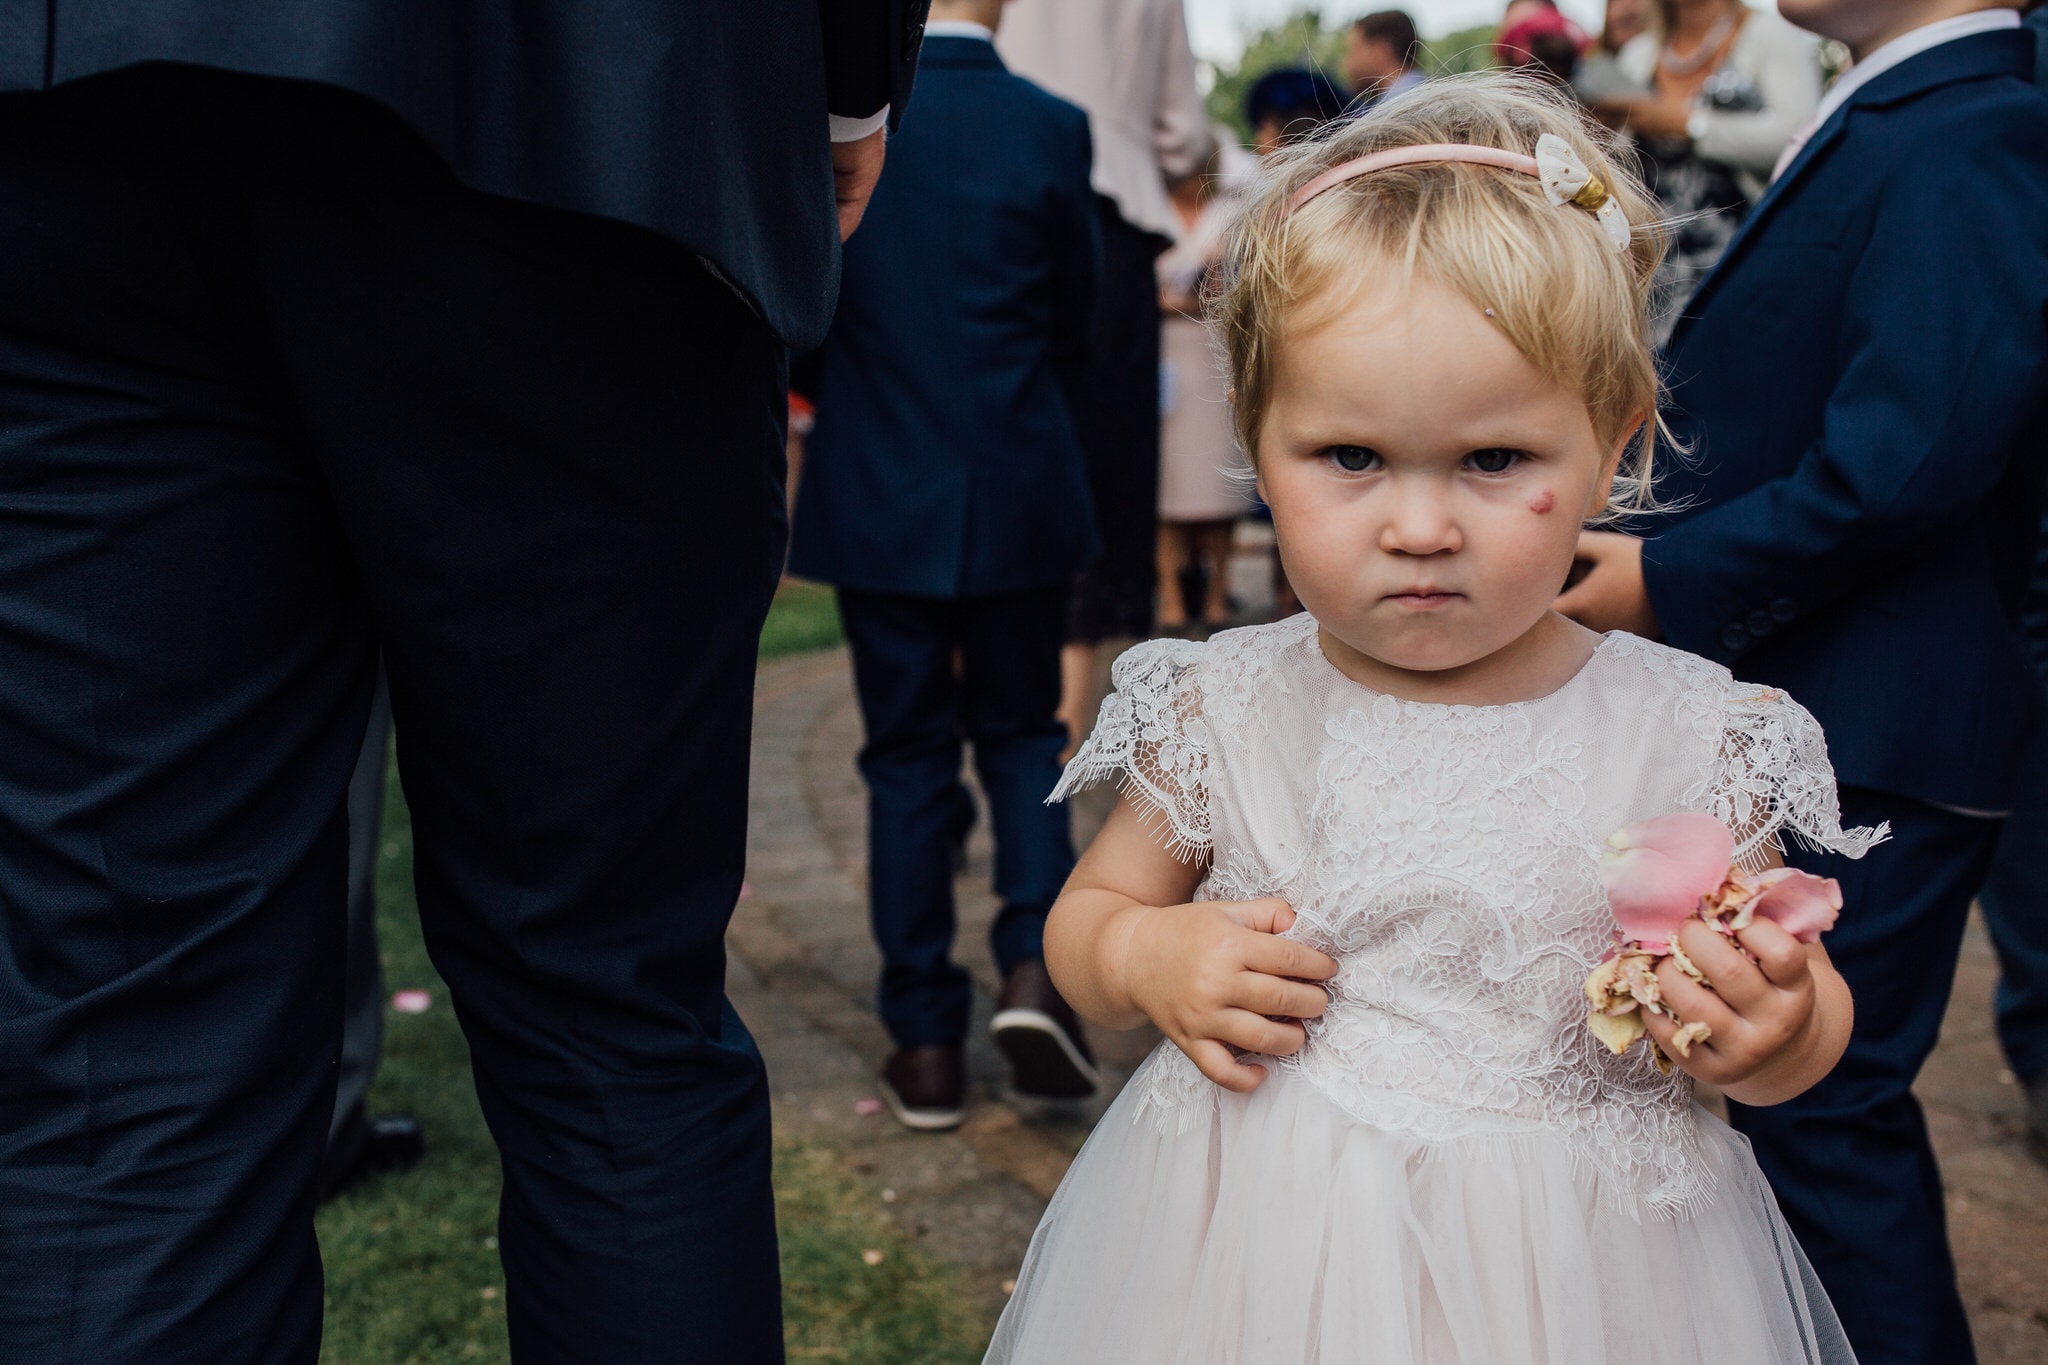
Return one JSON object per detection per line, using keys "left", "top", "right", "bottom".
{"left": 1048, "top": 637, "right": 1210, "bottom": 861}
{"left": 1703, "top": 688, "right": 1888, "bottom": 872}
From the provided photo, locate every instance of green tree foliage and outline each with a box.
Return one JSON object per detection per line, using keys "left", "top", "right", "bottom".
{"left": 1205, "top": 10, "right": 1502, "bottom": 141}
{"left": 1205, "top": 11, "right": 1347, "bottom": 138}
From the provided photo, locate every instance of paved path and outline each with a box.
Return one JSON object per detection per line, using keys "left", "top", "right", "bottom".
{"left": 730, "top": 647, "right": 2048, "bottom": 1359}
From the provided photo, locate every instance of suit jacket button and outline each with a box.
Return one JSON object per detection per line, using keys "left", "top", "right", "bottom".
{"left": 1771, "top": 596, "right": 1798, "bottom": 622}
{"left": 1721, "top": 623, "right": 1750, "bottom": 652}
{"left": 1746, "top": 609, "right": 1774, "bottom": 638}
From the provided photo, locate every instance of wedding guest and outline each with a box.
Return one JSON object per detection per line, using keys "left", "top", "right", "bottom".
{"left": 988, "top": 75, "right": 1870, "bottom": 1363}
{"left": 0, "top": 3, "right": 928, "bottom": 1360}
{"left": 790, "top": 0, "right": 1103, "bottom": 1130}
{"left": 998, "top": 0, "right": 1212, "bottom": 750}
{"left": 1155, "top": 138, "right": 1258, "bottom": 633}
{"left": 1967, "top": 0, "right": 2048, "bottom": 1172}
{"left": 1595, "top": 0, "right": 1821, "bottom": 336}
{"left": 1245, "top": 68, "right": 1351, "bottom": 156}
{"left": 1344, "top": 11, "right": 1428, "bottom": 105}
{"left": 1602, "top": 0, "right": 1652, "bottom": 53}
{"left": 1575, "top": 0, "right": 1655, "bottom": 102}
{"left": 1496, "top": 0, "right": 1591, "bottom": 80}
{"left": 1557, "top": 3, "right": 2048, "bottom": 1360}
{"left": 316, "top": 671, "right": 424, "bottom": 1202}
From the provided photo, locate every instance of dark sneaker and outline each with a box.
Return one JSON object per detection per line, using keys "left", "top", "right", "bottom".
{"left": 2025, "top": 1068, "right": 2048, "bottom": 1170}
{"left": 880, "top": 1044, "right": 968, "bottom": 1132}
{"left": 992, "top": 958, "right": 1099, "bottom": 1099}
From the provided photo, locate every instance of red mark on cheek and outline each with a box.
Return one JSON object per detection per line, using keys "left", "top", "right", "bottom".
{"left": 1528, "top": 490, "right": 1557, "bottom": 515}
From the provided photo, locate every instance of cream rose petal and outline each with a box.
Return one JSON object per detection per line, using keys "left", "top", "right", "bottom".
{"left": 1587, "top": 1007, "right": 1646, "bottom": 1055}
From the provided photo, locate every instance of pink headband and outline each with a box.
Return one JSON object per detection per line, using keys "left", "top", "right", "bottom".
{"left": 1288, "top": 144, "right": 1538, "bottom": 214}
{"left": 1284, "top": 135, "right": 1633, "bottom": 251}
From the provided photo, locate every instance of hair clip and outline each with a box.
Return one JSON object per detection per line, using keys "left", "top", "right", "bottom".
{"left": 1533, "top": 134, "right": 1632, "bottom": 251}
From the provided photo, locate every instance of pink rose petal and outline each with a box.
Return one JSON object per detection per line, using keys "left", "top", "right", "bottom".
{"left": 390, "top": 989, "right": 433, "bottom": 1015}
{"left": 1745, "top": 866, "right": 1842, "bottom": 942}
{"left": 1599, "top": 813, "right": 1734, "bottom": 951}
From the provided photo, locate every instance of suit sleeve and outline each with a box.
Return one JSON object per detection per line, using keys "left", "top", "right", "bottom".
{"left": 1642, "top": 112, "right": 2048, "bottom": 665}
{"left": 1051, "top": 110, "right": 1104, "bottom": 365}
{"left": 819, "top": 0, "right": 932, "bottom": 130}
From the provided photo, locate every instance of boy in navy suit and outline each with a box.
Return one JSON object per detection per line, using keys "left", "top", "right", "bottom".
{"left": 790, "top": 0, "right": 1103, "bottom": 1130}
{"left": 1558, "top": 3, "right": 2048, "bottom": 1360}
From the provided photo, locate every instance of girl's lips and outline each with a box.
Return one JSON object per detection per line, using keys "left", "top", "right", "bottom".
{"left": 1386, "top": 591, "right": 1461, "bottom": 610}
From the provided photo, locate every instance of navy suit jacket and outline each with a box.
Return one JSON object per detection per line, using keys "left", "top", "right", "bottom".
{"left": 1642, "top": 29, "right": 2048, "bottom": 810}
{"left": 4, "top": 1, "right": 931, "bottom": 350}
{"left": 789, "top": 35, "right": 1101, "bottom": 600}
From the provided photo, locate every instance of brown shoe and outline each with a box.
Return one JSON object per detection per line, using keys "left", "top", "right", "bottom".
{"left": 992, "top": 959, "right": 1099, "bottom": 1099}
{"left": 880, "top": 1044, "right": 967, "bottom": 1132}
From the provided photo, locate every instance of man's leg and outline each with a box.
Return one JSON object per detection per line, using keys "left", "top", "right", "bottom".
{"left": 1728, "top": 788, "right": 1997, "bottom": 1365}
{"left": 1975, "top": 806, "right": 2048, "bottom": 1163}
{"left": 322, "top": 668, "right": 393, "bottom": 1193}
{"left": 0, "top": 74, "right": 373, "bottom": 1362}
{"left": 959, "top": 585, "right": 1075, "bottom": 977}
{"left": 1063, "top": 199, "right": 1165, "bottom": 644}
{"left": 836, "top": 591, "right": 974, "bottom": 1049}
{"left": 243, "top": 84, "right": 787, "bottom": 1360}
{"left": 960, "top": 585, "right": 1095, "bottom": 1096}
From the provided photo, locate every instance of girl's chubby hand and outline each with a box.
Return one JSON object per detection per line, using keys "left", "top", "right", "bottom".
{"left": 1044, "top": 796, "right": 1338, "bottom": 1095}
{"left": 1640, "top": 916, "right": 1851, "bottom": 1107}
{"left": 1117, "top": 898, "right": 1338, "bottom": 1094}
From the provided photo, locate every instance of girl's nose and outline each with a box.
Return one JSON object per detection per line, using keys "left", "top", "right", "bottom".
{"left": 1377, "top": 481, "right": 1462, "bottom": 556}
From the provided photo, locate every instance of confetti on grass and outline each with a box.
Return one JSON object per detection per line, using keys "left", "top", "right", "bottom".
{"left": 390, "top": 989, "right": 433, "bottom": 1015}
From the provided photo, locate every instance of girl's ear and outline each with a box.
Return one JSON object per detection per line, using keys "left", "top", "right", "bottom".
{"left": 1585, "top": 413, "right": 1643, "bottom": 519}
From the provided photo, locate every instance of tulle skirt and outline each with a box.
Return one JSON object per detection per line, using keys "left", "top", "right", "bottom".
{"left": 985, "top": 1052, "right": 1855, "bottom": 1365}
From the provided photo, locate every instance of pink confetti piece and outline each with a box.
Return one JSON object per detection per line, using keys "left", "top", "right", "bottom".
{"left": 853, "top": 1097, "right": 884, "bottom": 1116}
{"left": 738, "top": 881, "right": 754, "bottom": 900}
{"left": 390, "top": 989, "right": 433, "bottom": 1015}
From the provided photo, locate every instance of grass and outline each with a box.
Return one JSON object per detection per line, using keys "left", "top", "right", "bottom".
{"left": 317, "top": 585, "right": 990, "bottom": 1363}
{"left": 759, "top": 580, "right": 843, "bottom": 659}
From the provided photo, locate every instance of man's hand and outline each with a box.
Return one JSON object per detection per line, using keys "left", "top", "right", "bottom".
{"left": 1641, "top": 918, "right": 1850, "bottom": 1106}
{"left": 1556, "top": 530, "right": 1662, "bottom": 637}
{"left": 1120, "top": 898, "right": 1337, "bottom": 1094}
{"left": 833, "top": 128, "right": 887, "bottom": 241}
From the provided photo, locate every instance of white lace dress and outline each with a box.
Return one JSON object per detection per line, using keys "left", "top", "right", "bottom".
{"left": 984, "top": 616, "right": 1877, "bottom": 1365}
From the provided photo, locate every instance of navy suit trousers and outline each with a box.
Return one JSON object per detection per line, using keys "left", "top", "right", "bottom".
{"left": 838, "top": 586, "right": 1075, "bottom": 1046}
{"left": 0, "top": 70, "right": 785, "bottom": 1363}
{"left": 1978, "top": 811, "right": 2048, "bottom": 1079}
{"left": 1729, "top": 788, "right": 2000, "bottom": 1365}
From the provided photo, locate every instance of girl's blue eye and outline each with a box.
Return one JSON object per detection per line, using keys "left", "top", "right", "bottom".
{"left": 1467, "top": 448, "right": 1524, "bottom": 474}
{"left": 1325, "top": 445, "right": 1379, "bottom": 472}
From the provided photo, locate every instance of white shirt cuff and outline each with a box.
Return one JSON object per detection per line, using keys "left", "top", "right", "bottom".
{"left": 830, "top": 107, "right": 890, "bottom": 143}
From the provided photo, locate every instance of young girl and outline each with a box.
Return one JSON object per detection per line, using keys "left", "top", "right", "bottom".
{"left": 985, "top": 74, "right": 1873, "bottom": 1365}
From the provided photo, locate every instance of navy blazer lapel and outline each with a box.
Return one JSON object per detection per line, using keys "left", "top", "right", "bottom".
{"left": 1667, "top": 29, "right": 2035, "bottom": 347}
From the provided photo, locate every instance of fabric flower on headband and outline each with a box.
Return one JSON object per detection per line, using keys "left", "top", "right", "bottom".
{"left": 1584, "top": 812, "right": 1842, "bottom": 1071}
{"left": 1532, "top": 134, "right": 1632, "bottom": 252}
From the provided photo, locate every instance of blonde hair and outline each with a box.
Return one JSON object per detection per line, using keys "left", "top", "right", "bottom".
{"left": 1212, "top": 72, "right": 1671, "bottom": 516}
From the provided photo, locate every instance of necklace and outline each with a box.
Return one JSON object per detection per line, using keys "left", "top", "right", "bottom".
{"left": 1659, "top": 6, "right": 1737, "bottom": 76}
